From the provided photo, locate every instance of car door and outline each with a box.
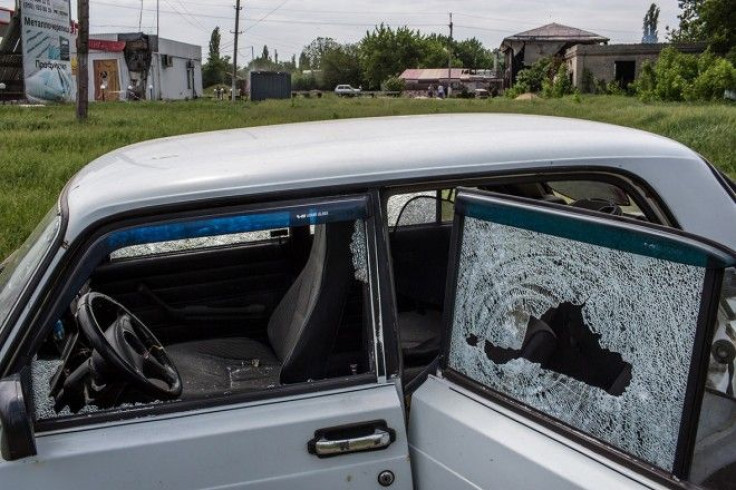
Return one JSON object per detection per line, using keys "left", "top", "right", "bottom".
{"left": 409, "top": 188, "right": 736, "bottom": 489}
{"left": 0, "top": 196, "right": 413, "bottom": 490}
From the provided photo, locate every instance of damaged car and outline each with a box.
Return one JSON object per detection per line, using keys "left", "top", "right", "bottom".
{"left": 1, "top": 114, "right": 736, "bottom": 489}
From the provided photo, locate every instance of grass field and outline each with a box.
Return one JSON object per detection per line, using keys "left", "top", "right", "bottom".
{"left": 0, "top": 94, "right": 734, "bottom": 259}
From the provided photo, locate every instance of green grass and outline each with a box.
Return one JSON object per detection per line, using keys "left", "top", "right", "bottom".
{"left": 0, "top": 95, "right": 734, "bottom": 259}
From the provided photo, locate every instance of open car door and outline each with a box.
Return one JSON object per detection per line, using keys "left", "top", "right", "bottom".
{"left": 409, "top": 188, "right": 736, "bottom": 489}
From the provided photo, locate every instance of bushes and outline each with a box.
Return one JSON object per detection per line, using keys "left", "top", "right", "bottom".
{"left": 634, "top": 47, "right": 736, "bottom": 101}
{"left": 506, "top": 57, "right": 573, "bottom": 99}
{"left": 382, "top": 76, "right": 406, "bottom": 93}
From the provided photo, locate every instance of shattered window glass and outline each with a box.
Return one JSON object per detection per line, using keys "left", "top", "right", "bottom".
{"left": 111, "top": 229, "right": 288, "bottom": 259}
{"left": 448, "top": 217, "right": 706, "bottom": 471}
{"left": 351, "top": 220, "right": 369, "bottom": 283}
{"left": 387, "top": 192, "right": 437, "bottom": 227}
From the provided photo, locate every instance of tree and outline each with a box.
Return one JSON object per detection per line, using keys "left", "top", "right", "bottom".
{"left": 208, "top": 26, "right": 222, "bottom": 63}
{"left": 454, "top": 38, "right": 494, "bottom": 69}
{"left": 202, "top": 27, "right": 229, "bottom": 87}
{"left": 321, "top": 44, "right": 362, "bottom": 89}
{"left": 298, "top": 51, "right": 310, "bottom": 70}
{"left": 420, "top": 34, "right": 449, "bottom": 68}
{"left": 260, "top": 45, "right": 270, "bottom": 62}
{"left": 300, "top": 37, "right": 340, "bottom": 70}
{"left": 667, "top": 0, "right": 705, "bottom": 42}
{"left": 642, "top": 3, "right": 660, "bottom": 43}
{"left": 700, "top": 0, "right": 736, "bottom": 60}
{"left": 359, "top": 24, "right": 425, "bottom": 89}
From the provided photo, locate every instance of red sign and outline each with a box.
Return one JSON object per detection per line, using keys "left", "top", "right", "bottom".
{"left": 89, "top": 39, "right": 126, "bottom": 52}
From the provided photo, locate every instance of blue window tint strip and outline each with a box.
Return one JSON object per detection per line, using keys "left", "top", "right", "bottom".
{"left": 106, "top": 198, "right": 368, "bottom": 251}
{"left": 456, "top": 191, "right": 735, "bottom": 269}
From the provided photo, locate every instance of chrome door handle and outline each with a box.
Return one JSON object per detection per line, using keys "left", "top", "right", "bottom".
{"left": 308, "top": 421, "right": 396, "bottom": 458}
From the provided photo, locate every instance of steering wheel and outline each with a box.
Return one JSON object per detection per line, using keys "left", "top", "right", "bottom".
{"left": 77, "top": 292, "right": 182, "bottom": 399}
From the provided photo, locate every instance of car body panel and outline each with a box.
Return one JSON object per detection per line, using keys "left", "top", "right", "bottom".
{"left": 0, "top": 383, "right": 412, "bottom": 489}
{"left": 410, "top": 376, "right": 666, "bottom": 490}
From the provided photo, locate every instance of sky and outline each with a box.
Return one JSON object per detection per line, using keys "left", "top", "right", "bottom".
{"left": 1, "top": 0, "right": 682, "bottom": 63}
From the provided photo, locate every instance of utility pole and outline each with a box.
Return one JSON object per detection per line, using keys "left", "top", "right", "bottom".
{"left": 76, "top": 0, "right": 89, "bottom": 120}
{"left": 138, "top": 0, "right": 143, "bottom": 31}
{"left": 447, "top": 12, "right": 453, "bottom": 97}
{"left": 157, "top": 0, "right": 160, "bottom": 39}
{"left": 231, "top": 0, "right": 242, "bottom": 102}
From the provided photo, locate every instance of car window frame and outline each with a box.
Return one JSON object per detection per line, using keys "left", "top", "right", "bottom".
{"left": 13, "top": 193, "right": 386, "bottom": 433}
{"left": 382, "top": 168, "right": 676, "bottom": 230}
{"left": 439, "top": 188, "right": 732, "bottom": 487}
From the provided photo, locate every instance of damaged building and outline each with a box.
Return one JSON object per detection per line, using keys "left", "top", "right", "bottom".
{"left": 501, "top": 23, "right": 609, "bottom": 88}
{"left": 80, "top": 33, "right": 203, "bottom": 101}
{"left": 0, "top": 4, "right": 202, "bottom": 102}
{"left": 501, "top": 22, "right": 707, "bottom": 92}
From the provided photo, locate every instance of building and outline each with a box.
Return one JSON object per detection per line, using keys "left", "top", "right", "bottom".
{"left": 501, "top": 23, "right": 609, "bottom": 88}
{"left": 399, "top": 68, "right": 503, "bottom": 94}
{"left": 565, "top": 42, "right": 707, "bottom": 91}
{"left": 78, "top": 33, "right": 203, "bottom": 101}
{"left": 0, "top": 3, "right": 202, "bottom": 102}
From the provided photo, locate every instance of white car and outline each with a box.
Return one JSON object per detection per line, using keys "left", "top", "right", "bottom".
{"left": 1, "top": 114, "right": 736, "bottom": 489}
{"left": 334, "top": 84, "right": 361, "bottom": 96}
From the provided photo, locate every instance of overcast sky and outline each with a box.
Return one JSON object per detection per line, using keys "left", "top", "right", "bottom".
{"left": 1, "top": 0, "right": 682, "bottom": 62}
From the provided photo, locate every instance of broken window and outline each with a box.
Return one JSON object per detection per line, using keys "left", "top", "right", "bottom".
{"left": 31, "top": 199, "right": 374, "bottom": 421}
{"left": 448, "top": 215, "right": 706, "bottom": 471}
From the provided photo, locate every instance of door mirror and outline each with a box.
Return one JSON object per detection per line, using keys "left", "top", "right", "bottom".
{"left": 0, "top": 374, "right": 36, "bottom": 461}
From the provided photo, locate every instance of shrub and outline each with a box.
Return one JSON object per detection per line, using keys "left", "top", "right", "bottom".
{"left": 685, "top": 57, "right": 736, "bottom": 100}
{"left": 382, "top": 76, "right": 406, "bottom": 93}
{"left": 633, "top": 47, "right": 736, "bottom": 101}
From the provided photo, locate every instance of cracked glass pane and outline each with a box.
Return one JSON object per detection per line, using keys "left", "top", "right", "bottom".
{"left": 350, "top": 220, "right": 369, "bottom": 283}
{"left": 448, "top": 217, "right": 706, "bottom": 471}
{"left": 387, "top": 192, "right": 436, "bottom": 227}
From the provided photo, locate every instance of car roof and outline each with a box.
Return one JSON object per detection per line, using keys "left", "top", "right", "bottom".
{"left": 63, "top": 113, "right": 707, "bottom": 242}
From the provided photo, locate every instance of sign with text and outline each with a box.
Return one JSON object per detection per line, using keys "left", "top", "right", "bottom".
{"left": 20, "top": 0, "right": 75, "bottom": 102}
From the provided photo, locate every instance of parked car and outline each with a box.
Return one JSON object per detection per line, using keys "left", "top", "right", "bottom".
{"left": 334, "top": 84, "right": 361, "bottom": 96}
{"left": 1, "top": 114, "right": 736, "bottom": 489}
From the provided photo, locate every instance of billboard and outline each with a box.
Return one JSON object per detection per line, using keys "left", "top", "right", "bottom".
{"left": 20, "top": 0, "right": 75, "bottom": 102}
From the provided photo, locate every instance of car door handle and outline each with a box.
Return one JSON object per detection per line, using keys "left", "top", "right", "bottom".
{"left": 308, "top": 420, "right": 396, "bottom": 458}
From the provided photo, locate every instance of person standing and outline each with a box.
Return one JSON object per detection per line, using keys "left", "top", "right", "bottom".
{"left": 437, "top": 84, "right": 445, "bottom": 99}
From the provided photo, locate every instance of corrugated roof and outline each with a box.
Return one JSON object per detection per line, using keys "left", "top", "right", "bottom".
{"left": 400, "top": 68, "right": 466, "bottom": 80}
{"left": 504, "top": 23, "right": 608, "bottom": 43}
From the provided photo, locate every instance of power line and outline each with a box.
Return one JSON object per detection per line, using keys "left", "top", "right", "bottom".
{"left": 244, "top": 0, "right": 289, "bottom": 32}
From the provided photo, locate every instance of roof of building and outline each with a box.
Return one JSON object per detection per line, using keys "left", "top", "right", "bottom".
{"left": 399, "top": 68, "right": 499, "bottom": 81}
{"left": 62, "top": 114, "right": 706, "bottom": 242}
{"left": 503, "top": 23, "right": 609, "bottom": 44}
{"left": 400, "top": 68, "right": 466, "bottom": 80}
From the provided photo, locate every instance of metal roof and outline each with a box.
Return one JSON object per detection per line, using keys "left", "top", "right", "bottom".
{"left": 400, "top": 69, "right": 466, "bottom": 81}
{"left": 503, "top": 23, "right": 609, "bottom": 43}
{"left": 64, "top": 113, "right": 727, "bottom": 244}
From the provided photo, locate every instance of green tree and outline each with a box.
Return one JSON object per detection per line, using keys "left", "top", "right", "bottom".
{"left": 202, "top": 27, "right": 229, "bottom": 87}
{"left": 359, "top": 24, "right": 425, "bottom": 89}
{"left": 454, "top": 38, "right": 494, "bottom": 69}
{"left": 420, "top": 34, "right": 450, "bottom": 68}
{"left": 700, "top": 0, "right": 736, "bottom": 60}
{"left": 667, "top": 0, "right": 705, "bottom": 42}
{"left": 298, "top": 52, "right": 310, "bottom": 70}
{"left": 300, "top": 37, "right": 340, "bottom": 70}
{"left": 642, "top": 4, "right": 660, "bottom": 43}
{"left": 321, "top": 44, "right": 362, "bottom": 89}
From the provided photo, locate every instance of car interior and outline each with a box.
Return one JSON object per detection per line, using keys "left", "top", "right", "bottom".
{"left": 388, "top": 177, "right": 651, "bottom": 384}
{"left": 28, "top": 177, "right": 655, "bottom": 418}
{"left": 33, "top": 217, "right": 375, "bottom": 415}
